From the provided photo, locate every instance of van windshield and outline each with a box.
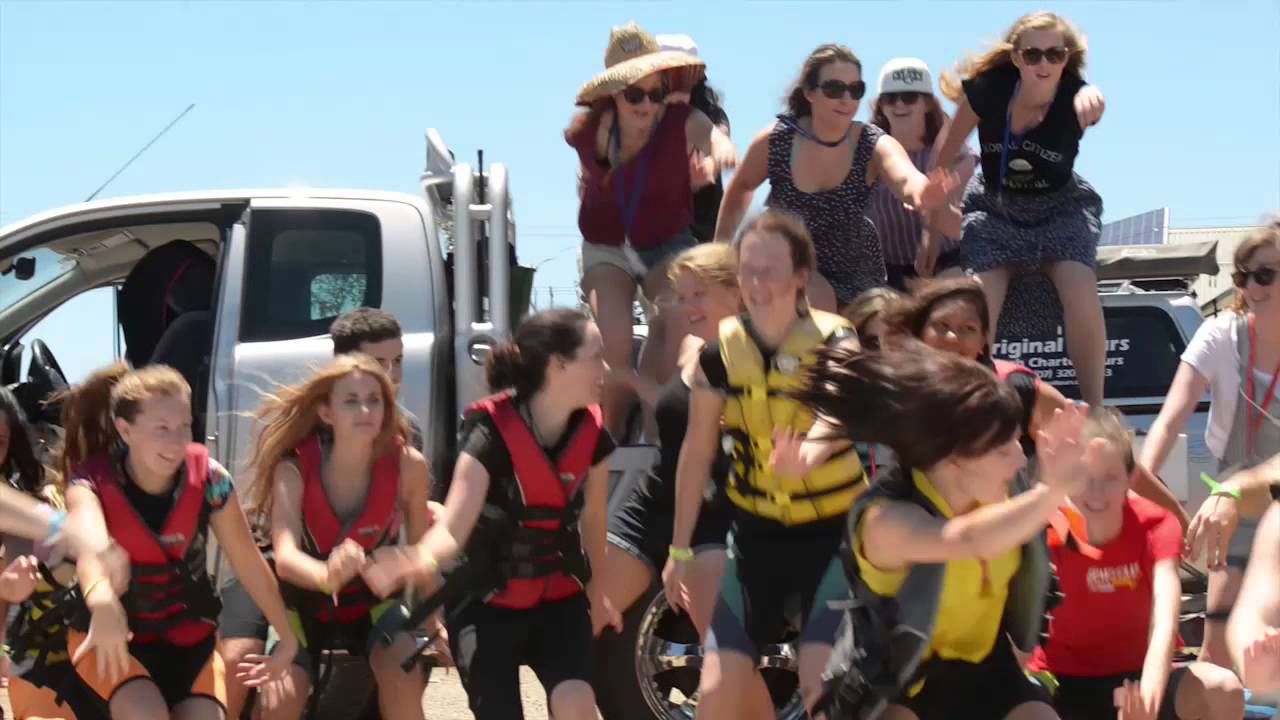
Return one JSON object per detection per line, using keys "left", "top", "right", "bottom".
{"left": 993, "top": 305, "right": 1187, "bottom": 401}
{"left": 0, "top": 249, "right": 78, "bottom": 309}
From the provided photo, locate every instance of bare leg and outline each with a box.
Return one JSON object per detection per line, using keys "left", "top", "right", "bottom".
{"left": 1004, "top": 701, "right": 1060, "bottom": 719}
{"left": 1202, "top": 567, "right": 1245, "bottom": 670}
{"left": 798, "top": 642, "right": 833, "bottom": 714}
{"left": 685, "top": 549, "right": 727, "bottom": 637}
{"left": 637, "top": 258, "right": 687, "bottom": 440}
{"left": 1045, "top": 260, "right": 1106, "bottom": 407}
{"left": 976, "top": 266, "right": 1013, "bottom": 344}
{"left": 371, "top": 633, "right": 428, "bottom": 720}
{"left": 221, "top": 638, "right": 265, "bottom": 720}
{"left": 1173, "top": 661, "right": 1246, "bottom": 720}
{"left": 599, "top": 542, "right": 657, "bottom": 618}
{"left": 548, "top": 679, "right": 599, "bottom": 720}
{"left": 583, "top": 264, "right": 641, "bottom": 437}
{"left": 695, "top": 650, "right": 774, "bottom": 720}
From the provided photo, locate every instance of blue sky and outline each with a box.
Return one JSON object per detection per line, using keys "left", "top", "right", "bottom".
{"left": 2, "top": 0, "right": 1279, "bottom": 381}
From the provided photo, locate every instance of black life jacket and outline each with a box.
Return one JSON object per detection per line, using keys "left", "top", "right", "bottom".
{"left": 815, "top": 466, "right": 1052, "bottom": 719}
{"left": 71, "top": 444, "right": 220, "bottom": 647}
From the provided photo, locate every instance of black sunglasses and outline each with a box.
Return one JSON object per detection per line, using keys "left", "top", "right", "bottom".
{"left": 1232, "top": 266, "right": 1278, "bottom": 288}
{"left": 1018, "top": 46, "right": 1070, "bottom": 66}
{"left": 815, "top": 79, "right": 866, "bottom": 101}
{"left": 621, "top": 85, "right": 667, "bottom": 105}
{"left": 882, "top": 91, "right": 923, "bottom": 106}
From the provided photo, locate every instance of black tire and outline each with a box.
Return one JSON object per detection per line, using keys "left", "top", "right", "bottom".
{"left": 593, "top": 584, "right": 660, "bottom": 720}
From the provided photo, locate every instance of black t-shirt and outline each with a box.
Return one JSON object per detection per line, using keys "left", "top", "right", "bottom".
{"left": 963, "top": 64, "right": 1086, "bottom": 193}
{"left": 460, "top": 407, "right": 616, "bottom": 505}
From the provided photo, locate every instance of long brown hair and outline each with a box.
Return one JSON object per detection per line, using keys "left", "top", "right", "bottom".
{"left": 884, "top": 277, "right": 992, "bottom": 352}
{"left": 791, "top": 338, "right": 1021, "bottom": 469}
{"left": 842, "top": 286, "right": 903, "bottom": 337}
{"left": 247, "top": 354, "right": 407, "bottom": 517}
{"left": 785, "top": 44, "right": 862, "bottom": 118}
{"left": 940, "top": 12, "right": 1088, "bottom": 102}
{"left": 870, "top": 94, "right": 948, "bottom": 147}
{"left": 49, "top": 362, "right": 191, "bottom": 485}
{"left": 1232, "top": 216, "right": 1280, "bottom": 314}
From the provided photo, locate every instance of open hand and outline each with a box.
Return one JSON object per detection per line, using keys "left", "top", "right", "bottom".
{"left": 906, "top": 168, "right": 960, "bottom": 213}
{"left": 770, "top": 429, "right": 818, "bottom": 481}
{"left": 1241, "top": 627, "right": 1280, "bottom": 693}
{"left": 588, "top": 581, "right": 623, "bottom": 637}
{"left": 236, "top": 631, "right": 299, "bottom": 689}
{"left": 1036, "top": 403, "right": 1090, "bottom": 496}
{"left": 72, "top": 601, "right": 132, "bottom": 687}
{"left": 1113, "top": 678, "right": 1160, "bottom": 720}
{"left": 0, "top": 555, "right": 41, "bottom": 603}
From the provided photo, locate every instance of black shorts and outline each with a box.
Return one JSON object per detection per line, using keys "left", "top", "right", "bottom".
{"left": 705, "top": 519, "right": 846, "bottom": 659}
{"left": 1051, "top": 667, "right": 1186, "bottom": 720}
{"left": 218, "top": 576, "right": 269, "bottom": 641}
{"left": 448, "top": 594, "right": 592, "bottom": 720}
{"left": 607, "top": 474, "right": 732, "bottom": 570}
{"left": 899, "top": 634, "right": 1050, "bottom": 719}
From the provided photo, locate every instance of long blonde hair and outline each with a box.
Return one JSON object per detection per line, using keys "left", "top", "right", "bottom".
{"left": 940, "top": 12, "right": 1088, "bottom": 102}
{"left": 247, "top": 354, "right": 407, "bottom": 517}
{"left": 49, "top": 362, "right": 191, "bottom": 485}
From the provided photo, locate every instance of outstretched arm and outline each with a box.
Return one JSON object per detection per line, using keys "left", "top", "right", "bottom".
{"left": 713, "top": 126, "right": 770, "bottom": 243}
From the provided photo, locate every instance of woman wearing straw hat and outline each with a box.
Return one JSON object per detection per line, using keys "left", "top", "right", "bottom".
{"left": 713, "top": 43, "right": 958, "bottom": 311}
{"left": 568, "top": 21, "right": 736, "bottom": 438}
{"left": 866, "top": 58, "right": 977, "bottom": 291}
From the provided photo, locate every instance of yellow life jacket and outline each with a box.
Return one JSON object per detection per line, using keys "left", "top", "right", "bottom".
{"left": 718, "top": 309, "right": 866, "bottom": 525}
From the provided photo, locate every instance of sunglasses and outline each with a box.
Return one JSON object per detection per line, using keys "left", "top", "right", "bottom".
{"left": 1232, "top": 266, "right": 1278, "bottom": 288}
{"left": 1018, "top": 46, "right": 1070, "bottom": 66}
{"left": 882, "top": 91, "right": 923, "bottom": 107}
{"left": 814, "top": 79, "right": 866, "bottom": 101}
{"left": 621, "top": 85, "right": 667, "bottom": 105}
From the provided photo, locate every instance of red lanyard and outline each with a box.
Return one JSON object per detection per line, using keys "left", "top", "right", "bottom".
{"left": 1246, "top": 314, "right": 1280, "bottom": 457}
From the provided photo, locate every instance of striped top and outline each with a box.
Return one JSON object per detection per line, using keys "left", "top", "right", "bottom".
{"left": 866, "top": 143, "right": 972, "bottom": 266}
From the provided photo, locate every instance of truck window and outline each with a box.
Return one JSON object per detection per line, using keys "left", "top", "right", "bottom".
{"left": 240, "top": 209, "right": 383, "bottom": 342}
{"left": 992, "top": 305, "right": 1187, "bottom": 401}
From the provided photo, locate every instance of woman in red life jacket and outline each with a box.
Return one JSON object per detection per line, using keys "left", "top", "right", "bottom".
{"left": 56, "top": 363, "right": 296, "bottom": 720}
{"left": 1229, "top": 497, "right": 1280, "bottom": 694}
{"left": 363, "top": 308, "right": 620, "bottom": 720}
{"left": 1027, "top": 408, "right": 1244, "bottom": 720}
{"left": 885, "top": 277, "right": 1190, "bottom": 526}
{"left": 245, "top": 353, "right": 434, "bottom": 720}
{"left": 932, "top": 11, "right": 1108, "bottom": 408}
{"left": 569, "top": 21, "right": 736, "bottom": 438}
{"left": 1143, "top": 220, "right": 1280, "bottom": 670}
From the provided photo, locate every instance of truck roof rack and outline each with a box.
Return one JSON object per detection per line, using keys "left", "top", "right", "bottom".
{"left": 1095, "top": 240, "right": 1219, "bottom": 294}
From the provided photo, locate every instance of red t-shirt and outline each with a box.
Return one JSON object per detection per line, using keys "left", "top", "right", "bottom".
{"left": 1027, "top": 494, "right": 1183, "bottom": 677}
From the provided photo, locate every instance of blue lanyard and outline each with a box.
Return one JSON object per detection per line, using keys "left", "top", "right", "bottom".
{"left": 775, "top": 113, "right": 850, "bottom": 148}
{"left": 610, "top": 120, "right": 654, "bottom": 240}
{"left": 999, "top": 81, "right": 1025, "bottom": 189}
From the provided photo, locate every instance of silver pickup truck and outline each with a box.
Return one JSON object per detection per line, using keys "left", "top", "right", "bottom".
{"left": 0, "top": 131, "right": 1219, "bottom": 719}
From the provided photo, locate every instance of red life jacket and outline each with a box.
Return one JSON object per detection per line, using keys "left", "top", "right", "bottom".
{"left": 78, "top": 444, "right": 219, "bottom": 646}
{"left": 289, "top": 434, "right": 402, "bottom": 624}
{"left": 466, "top": 392, "right": 602, "bottom": 610}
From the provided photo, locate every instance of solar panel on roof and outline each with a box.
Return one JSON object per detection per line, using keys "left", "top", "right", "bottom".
{"left": 1099, "top": 208, "right": 1169, "bottom": 247}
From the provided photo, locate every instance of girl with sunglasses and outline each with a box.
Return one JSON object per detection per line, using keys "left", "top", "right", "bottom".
{"left": 715, "top": 44, "right": 957, "bottom": 311}
{"left": 932, "top": 11, "right": 1108, "bottom": 409}
{"left": 569, "top": 22, "right": 736, "bottom": 438}
{"left": 867, "top": 59, "right": 977, "bottom": 291}
{"left": 1141, "top": 219, "right": 1280, "bottom": 670}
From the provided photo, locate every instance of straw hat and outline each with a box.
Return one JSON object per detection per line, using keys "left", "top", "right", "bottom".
{"left": 575, "top": 22, "right": 705, "bottom": 105}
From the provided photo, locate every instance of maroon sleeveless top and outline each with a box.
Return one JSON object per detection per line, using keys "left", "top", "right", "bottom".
{"left": 569, "top": 104, "right": 693, "bottom": 251}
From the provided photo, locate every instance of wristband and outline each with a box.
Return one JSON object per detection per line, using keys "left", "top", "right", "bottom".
{"left": 1201, "top": 472, "right": 1241, "bottom": 501}
{"left": 668, "top": 545, "right": 695, "bottom": 562}
{"left": 81, "top": 577, "right": 107, "bottom": 603}
{"left": 44, "top": 509, "right": 68, "bottom": 545}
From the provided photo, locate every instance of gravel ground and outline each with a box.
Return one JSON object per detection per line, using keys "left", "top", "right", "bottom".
{"left": 0, "top": 667, "right": 555, "bottom": 719}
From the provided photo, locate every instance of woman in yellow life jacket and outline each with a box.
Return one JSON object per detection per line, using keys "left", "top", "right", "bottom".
{"left": 793, "top": 340, "right": 1089, "bottom": 720}
{"left": 661, "top": 208, "right": 865, "bottom": 718}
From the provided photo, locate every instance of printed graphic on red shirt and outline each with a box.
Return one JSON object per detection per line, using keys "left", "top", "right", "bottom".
{"left": 1028, "top": 494, "right": 1182, "bottom": 677}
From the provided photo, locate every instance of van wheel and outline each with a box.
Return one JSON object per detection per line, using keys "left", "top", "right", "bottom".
{"left": 622, "top": 586, "right": 806, "bottom": 719}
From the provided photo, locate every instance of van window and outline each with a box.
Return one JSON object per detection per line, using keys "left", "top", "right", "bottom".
{"left": 240, "top": 210, "right": 382, "bottom": 342}
{"left": 993, "top": 305, "right": 1187, "bottom": 401}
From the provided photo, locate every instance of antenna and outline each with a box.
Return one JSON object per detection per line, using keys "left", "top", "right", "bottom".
{"left": 85, "top": 103, "right": 195, "bottom": 202}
